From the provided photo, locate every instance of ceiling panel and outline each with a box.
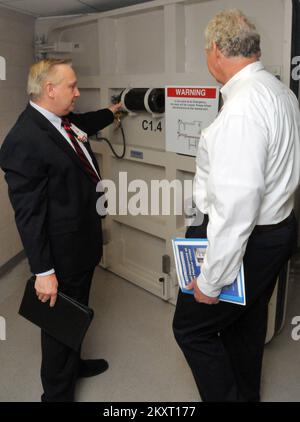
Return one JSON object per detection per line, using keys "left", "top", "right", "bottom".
{"left": 0, "top": 0, "right": 94, "bottom": 16}
{"left": 82, "top": 0, "right": 152, "bottom": 11}
{"left": 0, "top": 0, "right": 152, "bottom": 17}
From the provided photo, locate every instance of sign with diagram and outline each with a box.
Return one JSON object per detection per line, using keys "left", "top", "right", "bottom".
{"left": 165, "top": 86, "right": 219, "bottom": 156}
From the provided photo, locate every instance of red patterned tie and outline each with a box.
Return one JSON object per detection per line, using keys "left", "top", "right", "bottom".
{"left": 61, "top": 117, "right": 100, "bottom": 185}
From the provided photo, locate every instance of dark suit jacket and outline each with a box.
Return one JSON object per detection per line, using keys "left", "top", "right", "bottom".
{"left": 0, "top": 103, "right": 114, "bottom": 278}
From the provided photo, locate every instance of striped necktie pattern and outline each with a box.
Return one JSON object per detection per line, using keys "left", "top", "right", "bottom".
{"left": 61, "top": 117, "right": 100, "bottom": 185}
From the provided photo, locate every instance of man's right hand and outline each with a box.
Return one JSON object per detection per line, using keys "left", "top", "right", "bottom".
{"left": 108, "top": 102, "right": 123, "bottom": 114}
{"left": 35, "top": 274, "right": 58, "bottom": 308}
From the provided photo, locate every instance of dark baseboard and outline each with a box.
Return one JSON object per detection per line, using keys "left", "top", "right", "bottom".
{"left": 0, "top": 250, "right": 26, "bottom": 279}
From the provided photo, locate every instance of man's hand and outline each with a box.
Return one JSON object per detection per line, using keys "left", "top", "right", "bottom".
{"left": 35, "top": 274, "right": 58, "bottom": 308}
{"left": 108, "top": 102, "right": 123, "bottom": 114}
{"left": 186, "top": 278, "right": 219, "bottom": 305}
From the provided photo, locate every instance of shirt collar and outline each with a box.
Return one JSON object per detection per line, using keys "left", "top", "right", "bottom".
{"left": 220, "top": 61, "right": 264, "bottom": 102}
{"left": 30, "top": 101, "right": 62, "bottom": 128}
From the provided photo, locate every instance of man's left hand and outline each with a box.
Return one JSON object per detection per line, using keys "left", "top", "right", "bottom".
{"left": 186, "top": 278, "right": 219, "bottom": 305}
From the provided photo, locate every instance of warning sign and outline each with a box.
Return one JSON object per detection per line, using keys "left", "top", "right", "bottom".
{"left": 165, "top": 86, "right": 219, "bottom": 156}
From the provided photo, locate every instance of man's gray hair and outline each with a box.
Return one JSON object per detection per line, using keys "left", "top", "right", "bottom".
{"left": 205, "top": 9, "right": 261, "bottom": 58}
{"left": 27, "top": 58, "right": 72, "bottom": 100}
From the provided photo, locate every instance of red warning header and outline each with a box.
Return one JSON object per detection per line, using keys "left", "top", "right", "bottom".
{"left": 167, "top": 87, "right": 217, "bottom": 99}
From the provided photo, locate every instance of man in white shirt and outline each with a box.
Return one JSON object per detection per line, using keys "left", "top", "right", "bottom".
{"left": 173, "top": 9, "right": 300, "bottom": 402}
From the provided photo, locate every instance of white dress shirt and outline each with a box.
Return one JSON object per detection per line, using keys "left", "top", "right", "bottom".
{"left": 194, "top": 61, "right": 300, "bottom": 297}
{"left": 30, "top": 101, "right": 100, "bottom": 277}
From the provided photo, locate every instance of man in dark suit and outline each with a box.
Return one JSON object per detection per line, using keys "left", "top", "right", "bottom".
{"left": 0, "top": 58, "right": 121, "bottom": 402}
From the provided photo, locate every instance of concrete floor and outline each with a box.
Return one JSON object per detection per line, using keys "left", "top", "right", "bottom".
{"left": 0, "top": 258, "right": 299, "bottom": 402}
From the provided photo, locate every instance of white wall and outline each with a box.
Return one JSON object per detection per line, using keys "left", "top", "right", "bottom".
{"left": 0, "top": 6, "right": 35, "bottom": 266}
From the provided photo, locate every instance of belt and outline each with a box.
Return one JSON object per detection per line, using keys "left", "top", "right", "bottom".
{"left": 253, "top": 211, "right": 294, "bottom": 234}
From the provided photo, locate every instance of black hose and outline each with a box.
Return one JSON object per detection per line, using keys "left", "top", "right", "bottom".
{"left": 97, "top": 122, "right": 126, "bottom": 159}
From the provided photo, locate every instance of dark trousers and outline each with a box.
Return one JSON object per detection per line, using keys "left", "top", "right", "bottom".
{"left": 41, "top": 267, "right": 95, "bottom": 402}
{"left": 173, "top": 214, "right": 297, "bottom": 402}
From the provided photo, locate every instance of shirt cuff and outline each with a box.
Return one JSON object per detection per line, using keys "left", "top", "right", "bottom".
{"left": 36, "top": 269, "right": 55, "bottom": 277}
{"left": 196, "top": 273, "right": 221, "bottom": 298}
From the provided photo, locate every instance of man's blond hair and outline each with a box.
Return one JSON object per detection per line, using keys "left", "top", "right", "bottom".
{"left": 27, "top": 58, "right": 72, "bottom": 100}
{"left": 205, "top": 9, "right": 261, "bottom": 58}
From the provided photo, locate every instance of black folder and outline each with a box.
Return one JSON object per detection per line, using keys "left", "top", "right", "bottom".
{"left": 19, "top": 277, "right": 94, "bottom": 351}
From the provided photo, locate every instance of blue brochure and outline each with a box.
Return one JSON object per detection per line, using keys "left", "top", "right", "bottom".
{"left": 172, "top": 238, "right": 246, "bottom": 305}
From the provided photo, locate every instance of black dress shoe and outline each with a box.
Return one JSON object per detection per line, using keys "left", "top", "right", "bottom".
{"left": 78, "top": 359, "right": 109, "bottom": 378}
